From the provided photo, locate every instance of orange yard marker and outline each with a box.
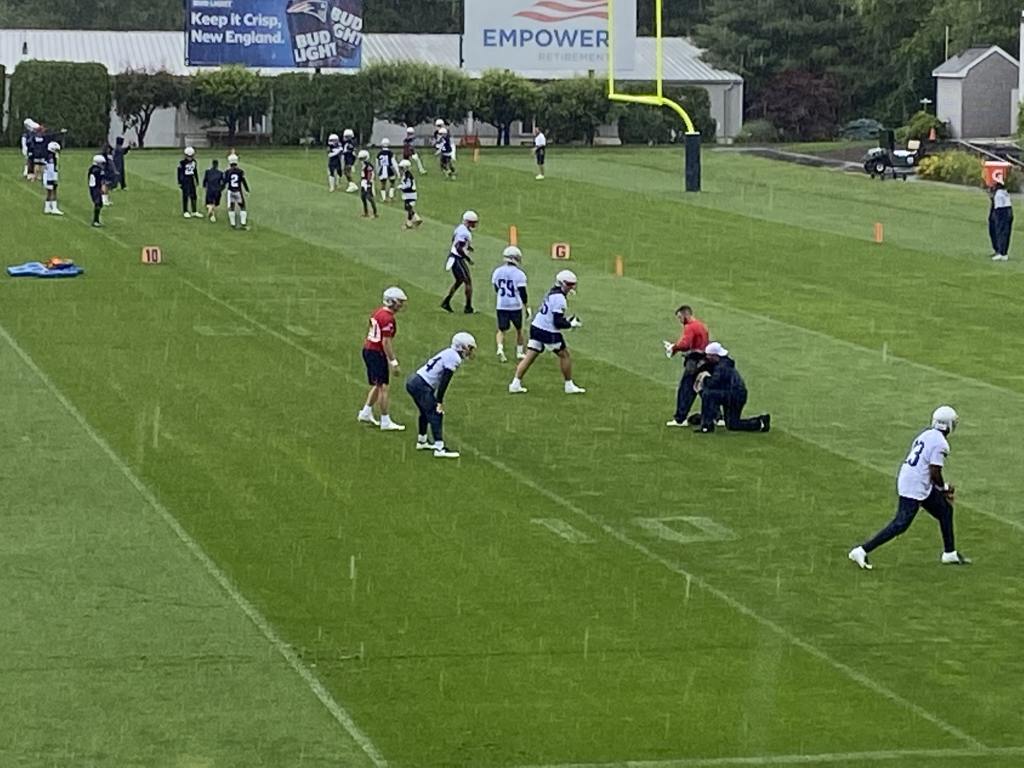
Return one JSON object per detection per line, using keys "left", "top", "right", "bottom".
{"left": 614, "top": 255, "right": 624, "bottom": 276}
{"left": 509, "top": 225, "right": 518, "bottom": 246}
{"left": 473, "top": 147, "right": 481, "bottom": 163}
{"left": 873, "top": 222, "right": 884, "bottom": 244}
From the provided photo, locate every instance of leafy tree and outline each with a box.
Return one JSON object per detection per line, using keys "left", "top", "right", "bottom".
{"left": 617, "top": 82, "right": 717, "bottom": 143}
{"left": 363, "top": 62, "right": 473, "bottom": 128}
{"left": 472, "top": 70, "right": 537, "bottom": 144}
{"left": 695, "top": 0, "right": 859, "bottom": 117}
{"left": 537, "top": 77, "right": 619, "bottom": 145}
{"left": 188, "top": 66, "right": 269, "bottom": 143}
{"left": 112, "top": 70, "right": 186, "bottom": 148}
{"left": 762, "top": 70, "right": 840, "bottom": 141}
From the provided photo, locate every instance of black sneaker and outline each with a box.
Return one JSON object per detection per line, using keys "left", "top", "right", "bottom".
{"left": 761, "top": 414, "right": 772, "bottom": 433}
{"left": 464, "top": 306, "right": 475, "bottom": 314}
{"left": 441, "top": 300, "right": 453, "bottom": 313}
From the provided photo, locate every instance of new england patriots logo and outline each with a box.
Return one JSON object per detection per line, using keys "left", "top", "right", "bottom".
{"left": 286, "top": 0, "right": 329, "bottom": 23}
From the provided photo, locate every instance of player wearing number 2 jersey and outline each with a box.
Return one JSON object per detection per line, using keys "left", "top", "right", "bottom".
{"left": 406, "top": 333, "right": 477, "bottom": 459}
{"left": 849, "top": 406, "right": 971, "bottom": 569}
{"left": 358, "top": 287, "right": 408, "bottom": 432}
{"left": 491, "top": 246, "right": 529, "bottom": 363}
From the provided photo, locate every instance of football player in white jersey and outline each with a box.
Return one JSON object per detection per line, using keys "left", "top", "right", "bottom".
{"left": 405, "top": 332, "right": 477, "bottom": 459}
{"left": 42, "top": 141, "right": 63, "bottom": 215}
{"left": 326, "top": 133, "right": 344, "bottom": 192}
{"left": 491, "top": 246, "right": 529, "bottom": 362}
{"left": 377, "top": 138, "right": 398, "bottom": 202}
{"left": 508, "top": 270, "right": 585, "bottom": 395}
{"left": 441, "top": 211, "right": 478, "bottom": 314}
{"left": 849, "top": 406, "right": 970, "bottom": 569}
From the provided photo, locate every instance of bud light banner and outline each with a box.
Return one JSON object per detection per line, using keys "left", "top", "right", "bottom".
{"left": 186, "top": 0, "right": 364, "bottom": 69}
{"left": 464, "top": 0, "right": 636, "bottom": 73}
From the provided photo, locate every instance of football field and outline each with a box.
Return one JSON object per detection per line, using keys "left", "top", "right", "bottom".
{"left": 2, "top": 145, "right": 1023, "bottom": 767}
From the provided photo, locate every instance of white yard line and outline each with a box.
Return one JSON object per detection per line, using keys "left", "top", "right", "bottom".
{"left": 0, "top": 321, "right": 388, "bottom": 768}
{"left": 183, "top": 278, "right": 984, "bottom": 751}
{"left": 509, "top": 745, "right": 1024, "bottom": 768}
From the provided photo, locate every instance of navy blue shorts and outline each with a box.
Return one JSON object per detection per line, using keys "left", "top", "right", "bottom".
{"left": 363, "top": 348, "right": 390, "bottom": 386}
{"left": 205, "top": 191, "right": 222, "bottom": 206}
{"left": 536, "top": 148, "right": 546, "bottom": 165}
{"left": 329, "top": 157, "right": 342, "bottom": 173}
{"left": 406, "top": 374, "right": 438, "bottom": 414}
{"left": 448, "top": 256, "right": 471, "bottom": 283}
{"left": 528, "top": 326, "right": 566, "bottom": 353}
{"left": 497, "top": 309, "right": 523, "bottom": 332}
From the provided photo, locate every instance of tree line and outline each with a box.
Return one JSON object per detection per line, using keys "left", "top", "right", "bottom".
{"left": 1, "top": 0, "right": 1020, "bottom": 138}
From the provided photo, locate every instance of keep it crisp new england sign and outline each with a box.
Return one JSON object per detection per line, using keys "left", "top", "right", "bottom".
{"left": 464, "top": 0, "right": 636, "bottom": 73}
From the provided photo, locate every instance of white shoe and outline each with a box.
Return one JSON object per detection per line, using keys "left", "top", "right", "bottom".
{"left": 508, "top": 381, "right": 528, "bottom": 394}
{"left": 346, "top": 182, "right": 358, "bottom": 193}
{"left": 183, "top": 212, "right": 192, "bottom": 219}
{"left": 535, "top": 174, "right": 545, "bottom": 180}
{"left": 434, "top": 447, "right": 461, "bottom": 459}
{"left": 51, "top": 208, "right": 64, "bottom": 216}
{"left": 564, "top": 383, "right": 587, "bottom": 395}
{"left": 416, "top": 441, "right": 436, "bottom": 451}
{"left": 848, "top": 546, "right": 872, "bottom": 570}
{"left": 940, "top": 551, "right": 972, "bottom": 565}
{"left": 715, "top": 418, "right": 727, "bottom": 428}
{"left": 193, "top": 212, "right": 205, "bottom": 219}
{"left": 992, "top": 254, "right": 1009, "bottom": 262}
{"left": 497, "top": 349, "right": 507, "bottom": 363}
{"left": 357, "top": 412, "right": 379, "bottom": 426}
{"left": 516, "top": 351, "right": 526, "bottom": 360}
{"left": 210, "top": 214, "right": 216, "bottom": 223}
{"left": 380, "top": 421, "right": 406, "bottom": 432}
{"left": 666, "top": 419, "right": 687, "bottom": 428}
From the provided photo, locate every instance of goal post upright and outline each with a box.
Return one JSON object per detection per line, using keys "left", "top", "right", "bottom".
{"left": 608, "top": 0, "right": 702, "bottom": 191}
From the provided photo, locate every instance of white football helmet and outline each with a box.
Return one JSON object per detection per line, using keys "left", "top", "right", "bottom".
{"left": 503, "top": 246, "right": 523, "bottom": 264}
{"left": 47, "top": 141, "right": 60, "bottom": 153}
{"left": 328, "top": 132, "right": 340, "bottom": 143}
{"left": 463, "top": 210, "right": 479, "bottom": 225}
{"left": 435, "top": 119, "right": 446, "bottom": 128}
{"left": 23, "top": 118, "right": 35, "bottom": 129}
{"left": 406, "top": 126, "right": 416, "bottom": 135}
{"left": 92, "top": 154, "right": 106, "bottom": 164}
{"left": 383, "top": 286, "right": 408, "bottom": 309}
{"left": 451, "top": 332, "right": 477, "bottom": 356}
{"left": 343, "top": 128, "right": 355, "bottom": 139}
{"left": 184, "top": 146, "right": 196, "bottom": 157}
{"left": 227, "top": 153, "right": 239, "bottom": 165}
{"left": 932, "top": 406, "right": 959, "bottom": 434}
{"left": 438, "top": 127, "right": 449, "bottom": 136}
{"left": 381, "top": 137, "right": 390, "bottom": 148}
{"left": 556, "top": 269, "right": 578, "bottom": 294}
{"left": 398, "top": 159, "right": 412, "bottom": 170}
{"left": 357, "top": 149, "right": 370, "bottom": 161}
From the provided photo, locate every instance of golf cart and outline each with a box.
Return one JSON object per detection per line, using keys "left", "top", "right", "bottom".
{"left": 863, "top": 129, "right": 924, "bottom": 180}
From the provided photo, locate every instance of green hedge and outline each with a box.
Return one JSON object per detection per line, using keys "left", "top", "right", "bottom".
{"left": 9, "top": 61, "right": 112, "bottom": 147}
{"left": 617, "top": 83, "right": 716, "bottom": 144}
{"left": 918, "top": 150, "right": 1023, "bottom": 192}
{"left": 272, "top": 72, "right": 373, "bottom": 145}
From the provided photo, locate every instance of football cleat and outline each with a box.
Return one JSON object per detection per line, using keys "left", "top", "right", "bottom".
{"left": 992, "top": 254, "right": 1009, "bottom": 262}
{"left": 761, "top": 414, "right": 772, "bottom": 433}
{"left": 193, "top": 212, "right": 204, "bottom": 219}
{"left": 666, "top": 419, "right": 687, "bottom": 428}
{"left": 357, "top": 412, "right": 379, "bottom": 426}
{"left": 508, "top": 381, "right": 528, "bottom": 394}
{"left": 564, "top": 383, "right": 586, "bottom": 395}
{"left": 183, "top": 212, "right": 192, "bottom": 218}
{"left": 433, "top": 447, "right": 460, "bottom": 459}
{"left": 848, "top": 546, "right": 872, "bottom": 570}
{"left": 496, "top": 349, "right": 507, "bottom": 363}
{"left": 380, "top": 422, "right": 406, "bottom": 432}
{"left": 940, "top": 551, "right": 972, "bottom": 565}
{"left": 415, "top": 441, "right": 436, "bottom": 451}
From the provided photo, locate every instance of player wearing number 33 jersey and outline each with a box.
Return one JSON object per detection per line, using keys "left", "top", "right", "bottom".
{"left": 406, "top": 333, "right": 477, "bottom": 459}
{"left": 357, "top": 287, "right": 408, "bottom": 432}
{"left": 848, "top": 406, "right": 971, "bottom": 570}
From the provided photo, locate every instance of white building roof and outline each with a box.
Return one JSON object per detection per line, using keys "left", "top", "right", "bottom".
{"left": 0, "top": 29, "right": 741, "bottom": 84}
{"left": 932, "top": 45, "right": 1020, "bottom": 79}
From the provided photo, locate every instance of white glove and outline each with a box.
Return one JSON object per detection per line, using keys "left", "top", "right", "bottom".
{"left": 662, "top": 340, "right": 674, "bottom": 358}
{"left": 569, "top": 316, "right": 583, "bottom": 329}
{"left": 389, "top": 359, "right": 400, "bottom": 369}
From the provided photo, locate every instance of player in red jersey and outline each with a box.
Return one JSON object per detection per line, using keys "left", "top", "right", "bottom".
{"left": 358, "top": 287, "right": 408, "bottom": 431}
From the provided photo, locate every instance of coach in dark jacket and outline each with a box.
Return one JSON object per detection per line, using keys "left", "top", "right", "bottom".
{"left": 696, "top": 343, "right": 770, "bottom": 433}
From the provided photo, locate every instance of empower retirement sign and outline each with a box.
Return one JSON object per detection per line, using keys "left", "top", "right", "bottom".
{"left": 464, "top": 0, "right": 636, "bottom": 73}
{"left": 186, "top": 0, "right": 364, "bottom": 68}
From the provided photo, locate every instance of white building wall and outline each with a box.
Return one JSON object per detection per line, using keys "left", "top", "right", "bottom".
{"left": 936, "top": 78, "right": 963, "bottom": 138}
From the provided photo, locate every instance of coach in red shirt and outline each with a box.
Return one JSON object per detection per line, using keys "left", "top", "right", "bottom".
{"left": 664, "top": 305, "right": 709, "bottom": 427}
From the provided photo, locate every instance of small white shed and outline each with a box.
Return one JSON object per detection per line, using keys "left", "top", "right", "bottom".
{"left": 933, "top": 45, "right": 1020, "bottom": 139}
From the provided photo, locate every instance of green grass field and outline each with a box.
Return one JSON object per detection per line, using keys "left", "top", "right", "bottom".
{"left": 3, "top": 145, "right": 1024, "bottom": 768}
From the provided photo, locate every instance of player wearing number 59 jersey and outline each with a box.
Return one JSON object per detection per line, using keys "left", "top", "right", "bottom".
{"left": 491, "top": 246, "right": 528, "bottom": 363}
{"left": 849, "top": 406, "right": 970, "bottom": 570}
{"left": 358, "top": 287, "right": 408, "bottom": 432}
{"left": 406, "top": 333, "right": 477, "bottom": 459}
{"left": 508, "top": 270, "right": 585, "bottom": 395}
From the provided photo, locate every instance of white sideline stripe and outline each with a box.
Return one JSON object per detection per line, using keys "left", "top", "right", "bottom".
{"left": 182, "top": 279, "right": 984, "bottom": 751}
{"left": 0, "top": 322, "right": 388, "bottom": 768}
{"left": 511, "top": 745, "right": 1024, "bottom": 768}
